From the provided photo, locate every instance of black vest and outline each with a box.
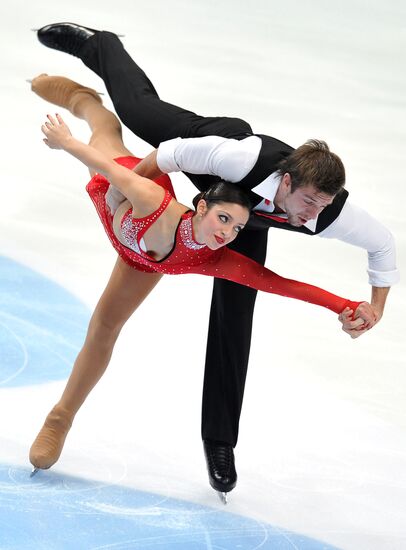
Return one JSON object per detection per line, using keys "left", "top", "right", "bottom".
{"left": 185, "top": 134, "right": 349, "bottom": 235}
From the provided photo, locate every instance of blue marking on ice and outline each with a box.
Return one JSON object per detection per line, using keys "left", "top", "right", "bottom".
{"left": 0, "top": 465, "right": 340, "bottom": 550}
{"left": 0, "top": 256, "right": 89, "bottom": 387}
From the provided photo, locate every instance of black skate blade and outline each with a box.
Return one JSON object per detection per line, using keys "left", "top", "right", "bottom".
{"left": 30, "top": 467, "right": 39, "bottom": 478}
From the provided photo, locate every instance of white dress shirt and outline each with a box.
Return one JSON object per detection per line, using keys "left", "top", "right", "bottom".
{"left": 157, "top": 136, "right": 399, "bottom": 287}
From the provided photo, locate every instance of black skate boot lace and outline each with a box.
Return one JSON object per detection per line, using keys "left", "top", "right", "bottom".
{"left": 209, "top": 445, "right": 233, "bottom": 475}
{"left": 55, "top": 29, "right": 85, "bottom": 57}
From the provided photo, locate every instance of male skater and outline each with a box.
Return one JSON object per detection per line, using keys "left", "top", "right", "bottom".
{"left": 35, "top": 23, "right": 399, "bottom": 501}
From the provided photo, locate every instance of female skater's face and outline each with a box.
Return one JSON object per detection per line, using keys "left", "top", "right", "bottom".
{"left": 195, "top": 200, "right": 249, "bottom": 250}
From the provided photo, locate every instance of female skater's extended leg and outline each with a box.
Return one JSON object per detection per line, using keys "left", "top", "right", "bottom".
{"left": 30, "top": 75, "right": 164, "bottom": 469}
{"left": 30, "top": 258, "right": 162, "bottom": 469}
{"left": 31, "top": 73, "right": 134, "bottom": 166}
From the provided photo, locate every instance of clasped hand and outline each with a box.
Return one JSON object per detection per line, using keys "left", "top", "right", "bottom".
{"left": 41, "top": 113, "right": 72, "bottom": 149}
{"left": 338, "top": 302, "right": 380, "bottom": 339}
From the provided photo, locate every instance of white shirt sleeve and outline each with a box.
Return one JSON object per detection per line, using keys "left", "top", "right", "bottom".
{"left": 156, "top": 135, "right": 262, "bottom": 182}
{"left": 318, "top": 201, "right": 399, "bottom": 287}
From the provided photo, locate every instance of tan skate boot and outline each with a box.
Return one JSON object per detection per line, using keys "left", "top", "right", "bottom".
{"left": 31, "top": 73, "right": 102, "bottom": 116}
{"left": 29, "top": 405, "right": 74, "bottom": 472}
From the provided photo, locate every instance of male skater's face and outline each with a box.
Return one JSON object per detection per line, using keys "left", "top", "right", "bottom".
{"left": 280, "top": 175, "right": 334, "bottom": 227}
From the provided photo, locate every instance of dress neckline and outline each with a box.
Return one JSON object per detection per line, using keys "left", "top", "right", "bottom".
{"left": 180, "top": 211, "right": 207, "bottom": 250}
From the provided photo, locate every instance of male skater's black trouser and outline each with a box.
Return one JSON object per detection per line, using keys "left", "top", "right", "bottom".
{"left": 80, "top": 32, "right": 268, "bottom": 447}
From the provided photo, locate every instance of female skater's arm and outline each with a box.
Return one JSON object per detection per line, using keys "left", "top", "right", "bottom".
{"left": 192, "top": 248, "right": 375, "bottom": 336}
{"left": 41, "top": 114, "right": 162, "bottom": 206}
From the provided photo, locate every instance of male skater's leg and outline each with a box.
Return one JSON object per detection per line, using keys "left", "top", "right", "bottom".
{"left": 202, "top": 228, "right": 268, "bottom": 493}
{"left": 39, "top": 26, "right": 207, "bottom": 146}
{"left": 80, "top": 32, "right": 208, "bottom": 145}
{"left": 37, "top": 26, "right": 252, "bottom": 148}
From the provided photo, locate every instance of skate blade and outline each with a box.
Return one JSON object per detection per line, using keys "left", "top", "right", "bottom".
{"left": 30, "top": 467, "right": 40, "bottom": 478}
{"left": 30, "top": 28, "right": 125, "bottom": 37}
{"left": 217, "top": 491, "right": 228, "bottom": 505}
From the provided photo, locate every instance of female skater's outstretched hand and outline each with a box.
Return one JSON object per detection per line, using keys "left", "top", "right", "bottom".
{"left": 41, "top": 113, "right": 72, "bottom": 150}
{"left": 338, "top": 301, "right": 378, "bottom": 339}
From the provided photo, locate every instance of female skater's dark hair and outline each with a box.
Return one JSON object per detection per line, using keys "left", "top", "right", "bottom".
{"left": 192, "top": 181, "right": 252, "bottom": 211}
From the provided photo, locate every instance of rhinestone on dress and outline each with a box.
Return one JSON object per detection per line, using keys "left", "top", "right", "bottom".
{"left": 121, "top": 214, "right": 144, "bottom": 255}
{"left": 120, "top": 190, "right": 172, "bottom": 257}
{"left": 180, "top": 215, "right": 206, "bottom": 250}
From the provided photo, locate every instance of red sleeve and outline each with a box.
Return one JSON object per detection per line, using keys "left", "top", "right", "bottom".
{"left": 190, "top": 248, "right": 361, "bottom": 314}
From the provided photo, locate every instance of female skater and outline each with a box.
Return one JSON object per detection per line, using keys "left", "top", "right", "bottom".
{"left": 29, "top": 75, "right": 373, "bottom": 474}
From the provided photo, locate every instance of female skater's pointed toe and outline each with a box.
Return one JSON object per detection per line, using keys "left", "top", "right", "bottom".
{"left": 29, "top": 406, "right": 73, "bottom": 470}
{"left": 30, "top": 74, "right": 102, "bottom": 116}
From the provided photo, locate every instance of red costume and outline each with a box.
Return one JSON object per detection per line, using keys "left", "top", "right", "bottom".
{"left": 86, "top": 156, "right": 360, "bottom": 314}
